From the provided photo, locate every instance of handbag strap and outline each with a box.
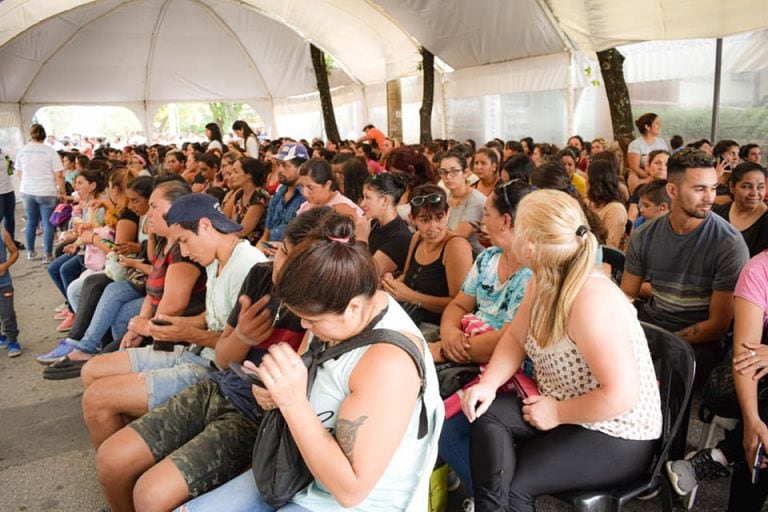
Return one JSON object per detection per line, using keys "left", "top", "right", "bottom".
{"left": 311, "top": 327, "right": 429, "bottom": 440}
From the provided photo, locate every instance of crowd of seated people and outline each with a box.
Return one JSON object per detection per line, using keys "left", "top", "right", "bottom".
{"left": 11, "top": 117, "right": 768, "bottom": 511}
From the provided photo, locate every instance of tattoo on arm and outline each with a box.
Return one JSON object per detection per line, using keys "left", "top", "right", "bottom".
{"left": 335, "top": 416, "right": 368, "bottom": 466}
{"left": 677, "top": 323, "right": 701, "bottom": 340}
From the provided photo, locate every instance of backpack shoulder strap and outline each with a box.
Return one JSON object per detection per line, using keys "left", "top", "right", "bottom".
{"left": 318, "top": 328, "right": 429, "bottom": 439}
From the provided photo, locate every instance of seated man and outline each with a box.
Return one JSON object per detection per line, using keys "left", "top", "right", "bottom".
{"left": 93, "top": 209, "right": 330, "bottom": 512}
{"left": 256, "top": 142, "right": 307, "bottom": 256}
{"left": 81, "top": 193, "right": 266, "bottom": 447}
{"left": 621, "top": 148, "right": 749, "bottom": 387}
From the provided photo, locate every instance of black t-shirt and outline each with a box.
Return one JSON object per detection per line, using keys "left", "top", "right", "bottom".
{"left": 368, "top": 217, "right": 412, "bottom": 276}
{"left": 712, "top": 202, "right": 768, "bottom": 257}
{"left": 210, "top": 262, "right": 305, "bottom": 421}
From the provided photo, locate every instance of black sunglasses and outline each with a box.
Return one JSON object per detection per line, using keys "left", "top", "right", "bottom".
{"left": 410, "top": 193, "right": 443, "bottom": 207}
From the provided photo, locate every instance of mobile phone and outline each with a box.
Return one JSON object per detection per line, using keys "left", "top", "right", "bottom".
{"left": 262, "top": 241, "right": 277, "bottom": 250}
{"left": 100, "top": 239, "right": 117, "bottom": 248}
{"left": 228, "top": 361, "right": 266, "bottom": 389}
{"left": 469, "top": 220, "right": 483, "bottom": 232}
{"left": 151, "top": 318, "right": 172, "bottom": 326}
{"left": 752, "top": 442, "right": 764, "bottom": 484}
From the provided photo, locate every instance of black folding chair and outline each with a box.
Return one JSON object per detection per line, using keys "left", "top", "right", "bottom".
{"left": 552, "top": 322, "right": 695, "bottom": 512}
{"left": 601, "top": 246, "right": 626, "bottom": 286}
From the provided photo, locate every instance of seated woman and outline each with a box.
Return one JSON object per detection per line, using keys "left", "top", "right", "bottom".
{"left": 178, "top": 212, "right": 443, "bottom": 512}
{"left": 438, "top": 151, "right": 486, "bottom": 255}
{"left": 712, "top": 162, "right": 768, "bottom": 257}
{"left": 356, "top": 172, "right": 413, "bottom": 277}
{"left": 431, "top": 181, "right": 533, "bottom": 494}
{"left": 558, "top": 148, "right": 587, "bottom": 197}
{"left": 296, "top": 157, "right": 363, "bottom": 219}
{"left": 462, "top": 189, "right": 662, "bottom": 512}
{"left": 45, "top": 169, "right": 108, "bottom": 331}
{"left": 336, "top": 157, "right": 369, "bottom": 206}
{"left": 226, "top": 157, "right": 271, "bottom": 245}
{"left": 381, "top": 184, "right": 473, "bottom": 329}
{"left": 586, "top": 159, "right": 628, "bottom": 249}
{"left": 471, "top": 148, "right": 500, "bottom": 197}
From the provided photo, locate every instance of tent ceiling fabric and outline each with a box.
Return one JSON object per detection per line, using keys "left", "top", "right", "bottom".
{"left": 547, "top": 0, "right": 768, "bottom": 52}
{"left": 0, "top": 0, "right": 766, "bottom": 107}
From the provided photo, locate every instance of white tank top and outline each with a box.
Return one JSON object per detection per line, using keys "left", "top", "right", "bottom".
{"left": 524, "top": 277, "right": 662, "bottom": 441}
{"left": 291, "top": 294, "right": 443, "bottom": 511}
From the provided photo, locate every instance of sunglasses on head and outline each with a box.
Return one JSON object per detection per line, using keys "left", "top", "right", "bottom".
{"left": 410, "top": 193, "right": 443, "bottom": 207}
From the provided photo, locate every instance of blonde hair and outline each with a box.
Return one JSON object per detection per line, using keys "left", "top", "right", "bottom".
{"left": 514, "top": 189, "right": 598, "bottom": 347}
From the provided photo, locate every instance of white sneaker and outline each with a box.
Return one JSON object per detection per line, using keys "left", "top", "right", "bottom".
{"left": 26, "top": 251, "right": 37, "bottom": 260}
{"left": 54, "top": 303, "right": 68, "bottom": 312}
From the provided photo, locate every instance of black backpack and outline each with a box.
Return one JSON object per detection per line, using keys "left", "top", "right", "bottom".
{"left": 251, "top": 313, "right": 429, "bottom": 508}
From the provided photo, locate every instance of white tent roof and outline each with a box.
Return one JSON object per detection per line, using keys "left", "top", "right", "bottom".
{"left": 0, "top": 0, "right": 766, "bottom": 142}
{"left": 3, "top": 0, "right": 765, "bottom": 107}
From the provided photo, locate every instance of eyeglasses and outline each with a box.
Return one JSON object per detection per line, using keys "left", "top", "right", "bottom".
{"left": 437, "top": 168, "right": 464, "bottom": 178}
{"left": 410, "top": 193, "right": 443, "bottom": 207}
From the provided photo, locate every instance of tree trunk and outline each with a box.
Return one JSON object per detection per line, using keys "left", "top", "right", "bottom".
{"left": 597, "top": 48, "right": 634, "bottom": 146}
{"left": 419, "top": 47, "right": 435, "bottom": 145}
{"left": 310, "top": 44, "right": 341, "bottom": 142}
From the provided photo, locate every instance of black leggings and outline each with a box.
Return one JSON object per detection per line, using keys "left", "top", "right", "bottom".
{"left": 470, "top": 393, "right": 656, "bottom": 512}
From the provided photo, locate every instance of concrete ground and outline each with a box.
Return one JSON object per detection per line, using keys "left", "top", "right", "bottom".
{"left": 0, "top": 205, "right": 755, "bottom": 511}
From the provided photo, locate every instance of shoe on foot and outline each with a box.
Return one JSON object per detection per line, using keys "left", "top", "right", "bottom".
{"left": 462, "top": 498, "right": 474, "bottom": 512}
{"left": 14, "top": 240, "right": 25, "bottom": 250}
{"left": 36, "top": 339, "right": 74, "bottom": 365}
{"left": 43, "top": 356, "right": 87, "bottom": 380}
{"left": 54, "top": 309, "right": 68, "bottom": 320}
{"left": 0, "top": 335, "right": 7, "bottom": 349}
{"left": 666, "top": 449, "right": 730, "bottom": 496}
{"left": 54, "top": 303, "right": 68, "bottom": 313}
{"left": 41, "top": 254, "right": 53, "bottom": 265}
{"left": 447, "top": 469, "right": 462, "bottom": 492}
{"left": 7, "top": 341, "right": 21, "bottom": 358}
{"left": 26, "top": 251, "right": 38, "bottom": 261}
{"left": 57, "top": 310, "right": 75, "bottom": 332}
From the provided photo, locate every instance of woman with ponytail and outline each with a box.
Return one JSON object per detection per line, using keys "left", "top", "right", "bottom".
{"left": 356, "top": 172, "right": 413, "bottom": 277}
{"left": 461, "top": 189, "right": 662, "bottom": 512}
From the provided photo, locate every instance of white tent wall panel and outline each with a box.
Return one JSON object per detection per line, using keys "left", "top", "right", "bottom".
{"left": 0, "top": 103, "right": 24, "bottom": 156}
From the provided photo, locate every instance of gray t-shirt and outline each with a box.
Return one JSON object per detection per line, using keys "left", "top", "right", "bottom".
{"left": 625, "top": 212, "right": 749, "bottom": 332}
{"left": 447, "top": 188, "right": 486, "bottom": 255}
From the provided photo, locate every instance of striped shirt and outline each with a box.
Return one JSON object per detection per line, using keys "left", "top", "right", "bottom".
{"left": 625, "top": 212, "right": 749, "bottom": 332}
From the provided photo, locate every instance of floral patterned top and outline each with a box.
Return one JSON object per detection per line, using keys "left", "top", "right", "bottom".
{"left": 233, "top": 187, "right": 270, "bottom": 244}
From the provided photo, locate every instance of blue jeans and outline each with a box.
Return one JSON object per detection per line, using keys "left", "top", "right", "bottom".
{"left": 177, "top": 471, "right": 311, "bottom": 512}
{"left": 438, "top": 413, "right": 473, "bottom": 494}
{"left": 22, "top": 193, "right": 56, "bottom": 256}
{"left": 65, "top": 280, "right": 143, "bottom": 354}
{"left": 47, "top": 253, "right": 85, "bottom": 302}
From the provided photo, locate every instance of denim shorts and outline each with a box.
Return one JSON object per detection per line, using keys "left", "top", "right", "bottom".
{"left": 127, "top": 345, "right": 215, "bottom": 410}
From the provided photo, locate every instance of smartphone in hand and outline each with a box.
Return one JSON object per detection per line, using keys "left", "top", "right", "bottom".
{"left": 752, "top": 442, "right": 764, "bottom": 484}
{"left": 150, "top": 318, "right": 172, "bottom": 326}
{"left": 228, "top": 361, "right": 267, "bottom": 389}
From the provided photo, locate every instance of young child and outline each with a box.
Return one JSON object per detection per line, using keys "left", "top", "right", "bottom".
{"left": 0, "top": 227, "right": 21, "bottom": 356}
{"left": 637, "top": 179, "right": 671, "bottom": 224}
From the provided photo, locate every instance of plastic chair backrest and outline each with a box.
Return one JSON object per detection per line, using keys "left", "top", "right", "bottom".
{"left": 601, "top": 246, "right": 626, "bottom": 285}
{"left": 641, "top": 322, "right": 696, "bottom": 479}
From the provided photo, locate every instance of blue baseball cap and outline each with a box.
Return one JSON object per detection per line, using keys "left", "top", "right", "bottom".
{"left": 275, "top": 142, "right": 309, "bottom": 162}
{"left": 166, "top": 193, "right": 242, "bottom": 233}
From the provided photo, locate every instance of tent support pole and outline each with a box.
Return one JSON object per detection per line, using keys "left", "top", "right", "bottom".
{"left": 710, "top": 38, "right": 723, "bottom": 143}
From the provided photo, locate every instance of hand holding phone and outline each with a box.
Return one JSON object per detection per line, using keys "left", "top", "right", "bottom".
{"left": 752, "top": 442, "right": 764, "bottom": 484}
{"left": 228, "top": 361, "right": 266, "bottom": 389}
{"left": 151, "top": 318, "right": 172, "bottom": 326}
